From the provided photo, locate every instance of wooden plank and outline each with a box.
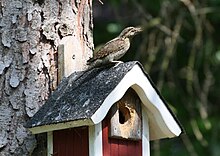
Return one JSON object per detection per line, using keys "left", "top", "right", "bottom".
{"left": 67, "top": 129, "right": 73, "bottom": 155}
{"left": 118, "top": 139, "right": 127, "bottom": 156}
{"left": 127, "top": 141, "right": 135, "bottom": 156}
{"left": 110, "top": 138, "right": 118, "bottom": 156}
{"left": 58, "top": 44, "right": 64, "bottom": 83}
{"left": 73, "top": 128, "right": 78, "bottom": 155}
{"left": 71, "top": 129, "right": 75, "bottom": 155}
{"left": 59, "top": 36, "right": 87, "bottom": 77}
{"left": 80, "top": 127, "right": 89, "bottom": 156}
{"left": 137, "top": 141, "right": 142, "bottom": 156}
{"left": 60, "top": 130, "right": 67, "bottom": 156}
{"left": 53, "top": 127, "right": 89, "bottom": 156}
{"left": 58, "top": 36, "right": 88, "bottom": 83}
{"left": 102, "top": 116, "right": 111, "bottom": 156}
{"left": 53, "top": 131, "right": 59, "bottom": 155}
{"left": 54, "top": 130, "right": 63, "bottom": 156}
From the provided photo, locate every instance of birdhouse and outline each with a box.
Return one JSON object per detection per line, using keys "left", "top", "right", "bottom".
{"left": 25, "top": 61, "right": 182, "bottom": 156}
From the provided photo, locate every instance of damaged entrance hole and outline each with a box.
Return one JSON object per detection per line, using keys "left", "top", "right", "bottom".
{"left": 118, "top": 104, "right": 131, "bottom": 124}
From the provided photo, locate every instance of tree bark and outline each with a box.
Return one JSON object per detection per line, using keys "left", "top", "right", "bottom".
{"left": 0, "top": 0, "right": 93, "bottom": 155}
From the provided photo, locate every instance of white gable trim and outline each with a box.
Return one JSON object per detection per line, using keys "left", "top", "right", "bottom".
{"left": 91, "top": 64, "right": 181, "bottom": 140}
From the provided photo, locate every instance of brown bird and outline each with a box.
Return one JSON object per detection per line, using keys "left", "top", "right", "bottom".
{"left": 87, "top": 26, "right": 142, "bottom": 67}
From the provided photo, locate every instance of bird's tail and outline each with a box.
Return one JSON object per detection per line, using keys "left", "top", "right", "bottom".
{"left": 86, "top": 57, "right": 95, "bottom": 65}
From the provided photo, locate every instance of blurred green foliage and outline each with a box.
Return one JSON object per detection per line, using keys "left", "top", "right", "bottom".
{"left": 93, "top": 0, "right": 220, "bottom": 155}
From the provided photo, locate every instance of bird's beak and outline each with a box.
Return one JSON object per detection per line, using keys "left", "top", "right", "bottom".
{"left": 135, "top": 27, "right": 143, "bottom": 34}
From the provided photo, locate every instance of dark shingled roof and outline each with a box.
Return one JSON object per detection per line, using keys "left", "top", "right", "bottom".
{"left": 25, "top": 61, "right": 140, "bottom": 128}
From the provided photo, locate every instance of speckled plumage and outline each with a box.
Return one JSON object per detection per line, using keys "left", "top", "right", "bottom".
{"left": 87, "top": 26, "right": 142, "bottom": 66}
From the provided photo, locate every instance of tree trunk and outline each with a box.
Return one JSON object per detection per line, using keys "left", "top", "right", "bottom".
{"left": 0, "top": 0, "right": 93, "bottom": 155}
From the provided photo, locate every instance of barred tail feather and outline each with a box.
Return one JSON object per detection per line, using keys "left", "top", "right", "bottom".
{"left": 87, "top": 57, "right": 95, "bottom": 65}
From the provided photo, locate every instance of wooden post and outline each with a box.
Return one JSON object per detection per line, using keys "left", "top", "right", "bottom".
{"left": 58, "top": 35, "right": 91, "bottom": 82}
{"left": 47, "top": 0, "right": 93, "bottom": 155}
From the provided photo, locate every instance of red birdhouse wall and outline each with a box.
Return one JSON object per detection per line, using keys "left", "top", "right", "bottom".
{"left": 102, "top": 116, "right": 142, "bottom": 156}
{"left": 53, "top": 127, "right": 89, "bottom": 156}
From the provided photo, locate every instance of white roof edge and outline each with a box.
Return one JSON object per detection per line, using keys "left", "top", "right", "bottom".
{"left": 91, "top": 64, "right": 182, "bottom": 139}
{"left": 29, "top": 119, "right": 94, "bottom": 134}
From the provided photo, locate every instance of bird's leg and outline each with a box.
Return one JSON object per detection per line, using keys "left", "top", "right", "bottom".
{"left": 111, "top": 60, "right": 123, "bottom": 67}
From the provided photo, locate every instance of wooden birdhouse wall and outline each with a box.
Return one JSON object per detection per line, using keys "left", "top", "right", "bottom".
{"left": 102, "top": 88, "right": 142, "bottom": 156}
{"left": 53, "top": 127, "right": 89, "bottom": 156}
